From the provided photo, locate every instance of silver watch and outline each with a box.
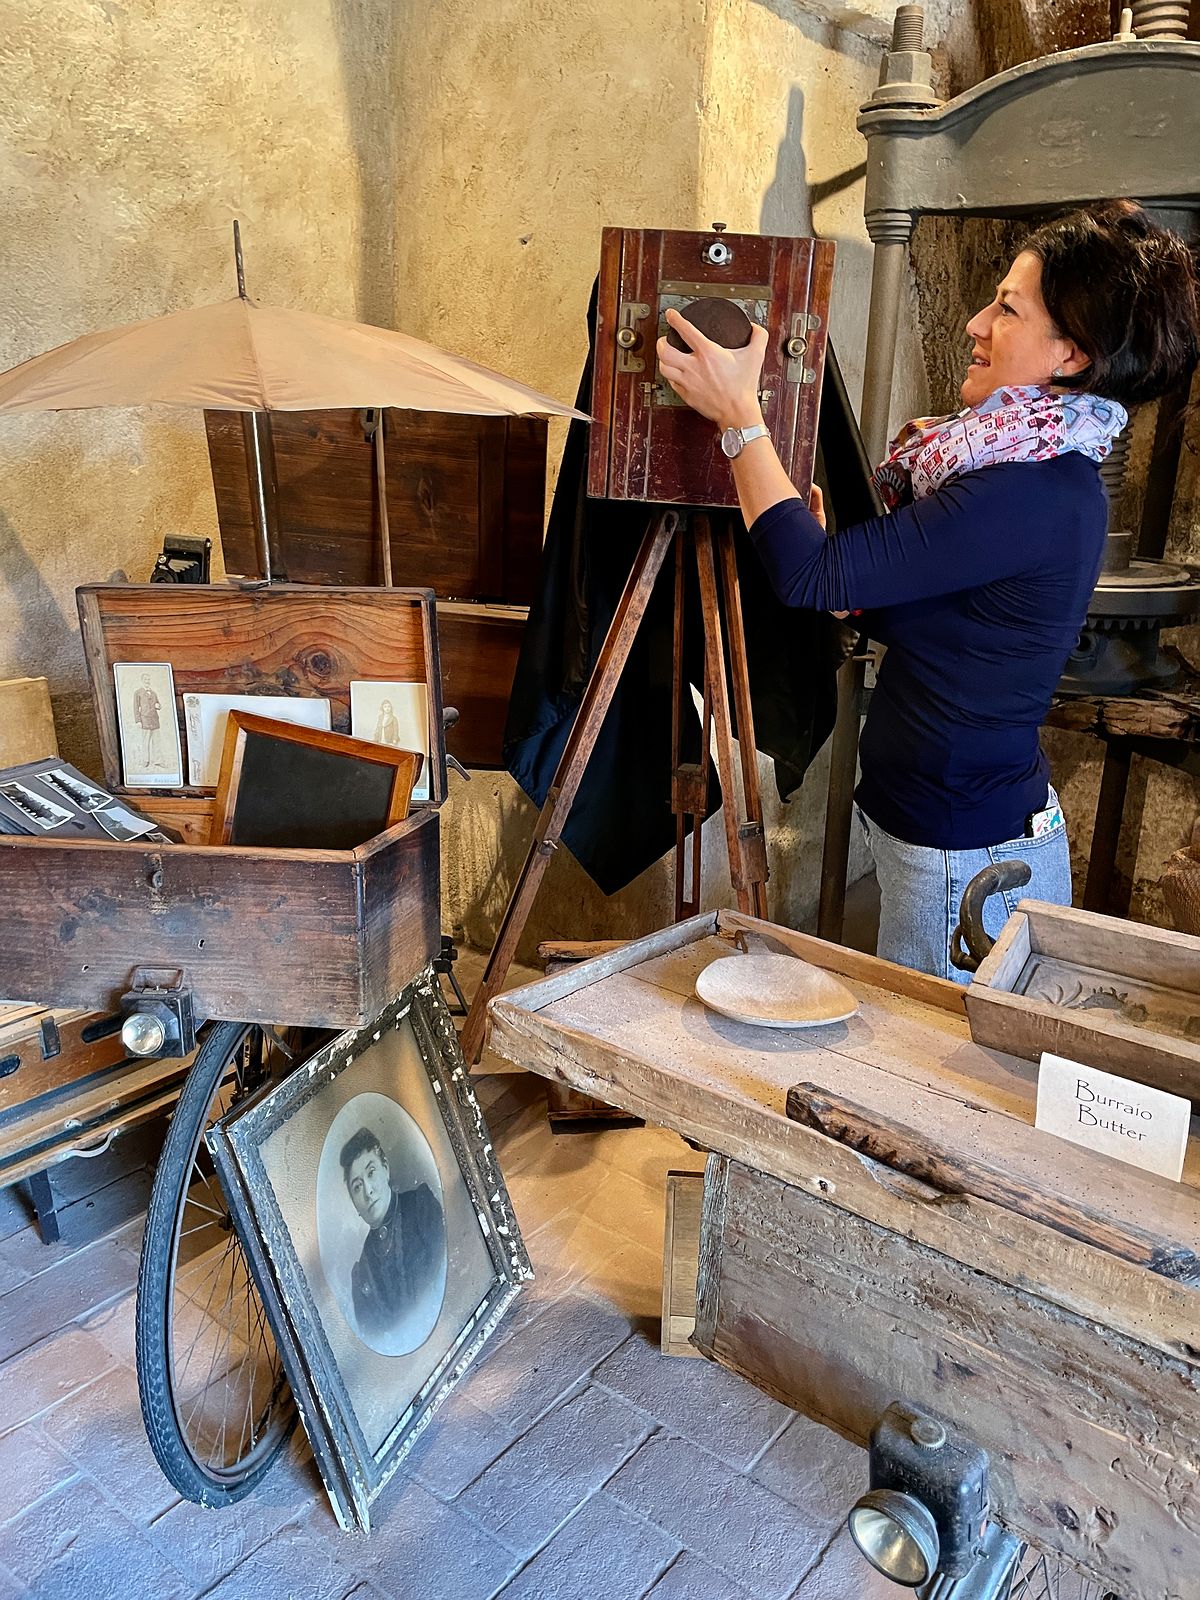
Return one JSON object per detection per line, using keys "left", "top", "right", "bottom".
{"left": 720, "top": 423, "right": 769, "bottom": 459}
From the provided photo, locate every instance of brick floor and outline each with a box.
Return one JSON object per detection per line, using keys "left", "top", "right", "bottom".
{"left": 0, "top": 976, "right": 886, "bottom": 1600}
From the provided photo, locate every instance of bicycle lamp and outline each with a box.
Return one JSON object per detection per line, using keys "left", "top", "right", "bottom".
{"left": 120, "top": 971, "right": 196, "bottom": 1059}
{"left": 848, "top": 1403, "right": 999, "bottom": 1593}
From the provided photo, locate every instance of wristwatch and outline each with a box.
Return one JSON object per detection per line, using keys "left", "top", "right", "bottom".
{"left": 720, "top": 423, "right": 769, "bottom": 459}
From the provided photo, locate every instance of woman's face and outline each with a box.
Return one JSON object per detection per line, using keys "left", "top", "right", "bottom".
{"left": 961, "top": 250, "right": 1085, "bottom": 407}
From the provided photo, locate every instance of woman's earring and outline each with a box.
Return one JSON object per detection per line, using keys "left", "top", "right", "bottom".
{"left": 1052, "top": 366, "right": 1064, "bottom": 379}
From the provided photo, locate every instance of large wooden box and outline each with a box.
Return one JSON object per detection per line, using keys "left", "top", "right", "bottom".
{"left": 0, "top": 585, "right": 445, "bottom": 1026}
{"left": 587, "top": 227, "right": 834, "bottom": 507}
{"left": 485, "top": 910, "right": 1200, "bottom": 1600}
{"left": 205, "top": 408, "right": 546, "bottom": 603}
{"left": 967, "top": 900, "right": 1200, "bottom": 1103}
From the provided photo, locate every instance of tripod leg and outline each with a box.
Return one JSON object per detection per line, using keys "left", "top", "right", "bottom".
{"left": 694, "top": 515, "right": 768, "bottom": 918}
{"left": 715, "top": 519, "right": 769, "bottom": 921}
{"left": 460, "top": 510, "right": 679, "bottom": 1064}
{"left": 671, "top": 527, "right": 709, "bottom": 920}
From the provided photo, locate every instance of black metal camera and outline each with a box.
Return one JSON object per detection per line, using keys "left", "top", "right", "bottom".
{"left": 149, "top": 534, "right": 211, "bottom": 585}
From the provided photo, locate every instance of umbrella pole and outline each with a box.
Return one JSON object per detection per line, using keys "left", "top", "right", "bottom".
{"left": 242, "top": 409, "right": 285, "bottom": 582}
{"left": 374, "top": 411, "right": 394, "bottom": 587}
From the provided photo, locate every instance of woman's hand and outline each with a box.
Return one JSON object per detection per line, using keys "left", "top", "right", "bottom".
{"left": 808, "top": 484, "right": 826, "bottom": 529}
{"left": 656, "top": 308, "right": 768, "bottom": 430}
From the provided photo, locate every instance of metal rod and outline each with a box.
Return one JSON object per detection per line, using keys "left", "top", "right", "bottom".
{"left": 859, "top": 226, "right": 912, "bottom": 462}
{"left": 233, "top": 220, "right": 247, "bottom": 299}
{"left": 817, "top": 654, "right": 866, "bottom": 942}
{"left": 373, "top": 413, "right": 394, "bottom": 586}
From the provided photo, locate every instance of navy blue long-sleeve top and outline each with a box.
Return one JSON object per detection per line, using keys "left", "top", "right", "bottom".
{"left": 748, "top": 455, "right": 1108, "bottom": 849}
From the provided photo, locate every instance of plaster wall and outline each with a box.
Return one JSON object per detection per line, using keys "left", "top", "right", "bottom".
{"left": 0, "top": 0, "right": 398, "bottom": 764}
{"left": 392, "top": 0, "right": 916, "bottom": 952}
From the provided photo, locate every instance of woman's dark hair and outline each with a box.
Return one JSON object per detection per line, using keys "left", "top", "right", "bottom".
{"left": 1023, "top": 200, "right": 1199, "bottom": 407}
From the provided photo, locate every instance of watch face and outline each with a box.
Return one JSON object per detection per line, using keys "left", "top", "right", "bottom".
{"left": 720, "top": 427, "right": 741, "bottom": 459}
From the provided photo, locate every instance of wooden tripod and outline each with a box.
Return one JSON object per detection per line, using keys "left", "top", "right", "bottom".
{"left": 460, "top": 507, "right": 769, "bottom": 1064}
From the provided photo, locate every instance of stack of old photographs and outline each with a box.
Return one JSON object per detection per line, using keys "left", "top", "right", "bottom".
{"left": 0, "top": 757, "right": 174, "bottom": 844}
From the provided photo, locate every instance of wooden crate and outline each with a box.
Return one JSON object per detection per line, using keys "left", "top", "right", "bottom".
{"left": 205, "top": 408, "right": 546, "bottom": 603}
{"left": 968, "top": 900, "right": 1200, "bottom": 1102}
{"left": 485, "top": 909, "right": 1200, "bottom": 1600}
{"left": 0, "top": 585, "right": 444, "bottom": 1026}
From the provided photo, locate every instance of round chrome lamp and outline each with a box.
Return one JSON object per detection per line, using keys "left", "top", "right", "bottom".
{"left": 121, "top": 1009, "right": 168, "bottom": 1057}
{"left": 848, "top": 1488, "right": 941, "bottom": 1587}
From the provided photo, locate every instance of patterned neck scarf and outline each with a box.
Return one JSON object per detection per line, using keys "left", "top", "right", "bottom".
{"left": 872, "top": 384, "right": 1127, "bottom": 510}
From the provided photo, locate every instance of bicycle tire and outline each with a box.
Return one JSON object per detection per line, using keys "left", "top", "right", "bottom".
{"left": 136, "top": 1020, "right": 297, "bottom": 1506}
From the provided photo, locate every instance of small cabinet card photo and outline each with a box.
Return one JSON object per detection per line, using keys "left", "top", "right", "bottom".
{"left": 113, "top": 662, "right": 184, "bottom": 787}
{"left": 350, "top": 682, "right": 429, "bottom": 801}
{"left": 1035, "top": 1053, "right": 1192, "bottom": 1181}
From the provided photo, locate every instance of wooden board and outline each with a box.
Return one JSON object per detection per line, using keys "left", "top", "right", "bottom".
{"left": 588, "top": 228, "right": 834, "bottom": 508}
{"left": 76, "top": 583, "right": 447, "bottom": 803}
{"left": 968, "top": 900, "right": 1200, "bottom": 1101}
{"left": 0, "top": 808, "right": 440, "bottom": 1027}
{"left": 0, "top": 677, "right": 57, "bottom": 767}
{"left": 486, "top": 909, "right": 1200, "bottom": 1365}
{"left": 693, "top": 1158, "right": 1199, "bottom": 1600}
{"left": 0, "top": 1006, "right": 126, "bottom": 1118}
{"left": 205, "top": 408, "right": 546, "bottom": 603}
{"left": 661, "top": 1169, "right": 704, "bottom": 1358}
{"left": 436, "top": 601, "right": 525, "bottom": 770}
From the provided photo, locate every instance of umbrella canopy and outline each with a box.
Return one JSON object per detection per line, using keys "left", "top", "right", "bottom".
{"left": 0, "top": 295, "right": 587, "bottom": 420}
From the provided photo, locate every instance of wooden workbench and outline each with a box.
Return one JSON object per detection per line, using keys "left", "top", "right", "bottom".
{"left": 486, "top": 909, "right": 1200, "bottom": 1600}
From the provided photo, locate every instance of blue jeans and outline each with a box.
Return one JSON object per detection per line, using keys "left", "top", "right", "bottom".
{"left": 857, "top": 791, "right": 1072, "bottom": 985}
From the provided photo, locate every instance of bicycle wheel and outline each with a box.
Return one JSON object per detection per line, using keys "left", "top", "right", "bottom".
{"left": 1008, "top": 1545, "right": 1121, "bottom": 1600}
{"left": 136, "top": 1021, "right": 298, "bottom": 1506}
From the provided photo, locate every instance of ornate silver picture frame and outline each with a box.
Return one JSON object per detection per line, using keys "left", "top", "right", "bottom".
{"left": 208, "top": 972, "right": 531, "bottom": 1531}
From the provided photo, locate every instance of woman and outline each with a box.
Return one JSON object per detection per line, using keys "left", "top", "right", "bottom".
{"left": 374, "top": 698, "right": 401, "bottom": 746}
{"left": 657, "top": 202, "right": 1199, "bottom": 981}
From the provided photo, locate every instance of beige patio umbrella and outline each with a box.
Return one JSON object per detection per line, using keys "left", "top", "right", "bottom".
{"left": 0, "top": 225, "right": 586, "bottom": 581}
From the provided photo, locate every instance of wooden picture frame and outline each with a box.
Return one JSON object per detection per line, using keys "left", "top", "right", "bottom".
{"left": 207, "top": 975, "right": 531, "bottom": 1532}
{"left": 209, "top": 711, "right": 423, "bottom": 849}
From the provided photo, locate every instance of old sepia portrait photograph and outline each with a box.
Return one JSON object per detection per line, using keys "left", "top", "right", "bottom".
{"left": 113, "top": 661, "right": 184, "bottom": 787}
{"left": 350, "top": 680, "right": 429, "bottom": 801}
{"left": 208, "top": 979, "right": 529, "bottom": 1531}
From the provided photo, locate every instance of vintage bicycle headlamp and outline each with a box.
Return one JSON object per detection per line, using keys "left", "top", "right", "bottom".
{"left": 120, "top": 968, "right": 196, "bottom": 1059}
{"left": 849, "top": 1487, "right": 940, "bottom": 1586}
{"left": 849, "top": 1403, "right": 992, "bottom": 1591}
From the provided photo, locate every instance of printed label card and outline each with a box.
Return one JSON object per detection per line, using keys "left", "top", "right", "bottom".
{"left": 1035, "top": 1053, "right": 1191, "bottom": 1182}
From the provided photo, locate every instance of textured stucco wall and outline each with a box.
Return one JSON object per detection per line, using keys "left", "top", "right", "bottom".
{"left": 397, "top": 0, "right": 918, "bottom": 953}
{"left": 0, "top": 0, "right": 397, "bottom": 765}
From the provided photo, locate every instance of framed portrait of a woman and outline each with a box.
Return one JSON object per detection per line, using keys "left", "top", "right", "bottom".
{"left": 208, "top": 975, "right": 530, "bottom": 1530}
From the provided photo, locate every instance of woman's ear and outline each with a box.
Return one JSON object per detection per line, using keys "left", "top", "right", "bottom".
{"left": 1055, "top": 338, "right": 1091, "bottom": 379}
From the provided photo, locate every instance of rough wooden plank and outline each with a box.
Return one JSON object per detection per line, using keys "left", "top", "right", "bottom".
{"left": 0, "top": 1007, "right": 126, "bottom": 1118}
{"left": 662, "top": 1169, "right": 705, "bottom": 1358}
{"left": 0, "top": 832, "right": 359, "bottom": 1024}
{"left": 496, "top": 912, "right": 717, "bottom": 1018}
{"left": 356, "top": 811, "right": 441, "bottom": 1019}
{"left": 786, "top": 1081, "right": 1200, "bottom": 1283}
{"left": 718, "top": 909, "right": 965, "bottom": 1015}
{"left": 487, "top": 996, "right": 1200, "bottom": 1365}
{"left": 509, "top": 951, "right": 1200, "bottom": 1240}
{"left": 694, "top": 1159, "right": 1200, "bottom": 1600}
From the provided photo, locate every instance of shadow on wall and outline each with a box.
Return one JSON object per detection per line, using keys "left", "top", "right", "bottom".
{"left": 330, "top": 0, "right": 399, "bottom": 328}
{"left": 0, "top": 509, "right": 70, "bottom": 679}
{"left": 760, "top": 84, "right": 872, "bottom": 409}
